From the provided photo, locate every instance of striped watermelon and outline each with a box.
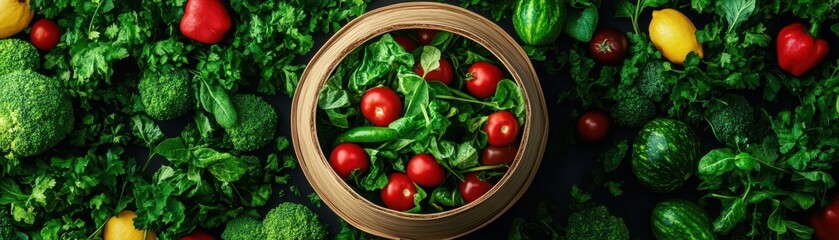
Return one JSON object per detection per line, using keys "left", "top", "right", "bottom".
{"left": 512, "top": 0, "right": 566, "bottom": 46}
{"left": 651, "top": 200, "right": 716, "bottom": 240}
{"left": 631, "top": 118, "right": 699, "bottom": 193}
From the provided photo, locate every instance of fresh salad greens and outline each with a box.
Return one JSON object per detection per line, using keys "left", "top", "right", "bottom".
{"left": 317, "top": 31, "right": 526, "bottom": 213}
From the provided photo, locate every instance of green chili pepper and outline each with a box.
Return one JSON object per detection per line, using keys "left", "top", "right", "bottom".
{"left": 333, "top": 126, "right": 398, "bottom": 145}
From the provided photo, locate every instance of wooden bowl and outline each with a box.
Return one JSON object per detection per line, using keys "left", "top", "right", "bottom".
{"left": 291, "top": 2, "right": 548, "bottom": 239}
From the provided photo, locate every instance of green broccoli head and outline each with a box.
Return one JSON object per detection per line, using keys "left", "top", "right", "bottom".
{"left": 637, "top": 61, "right": 672, "bottom": 102}
{"left": 0, "top": 207, "right": 16, "bottom": 240}
{"left": 0, "top": 39, "right": 39, "bottom": 76}
{"left": 564, "top": 205, "right": 629, "bottom": 240}
{"left": 222, "top": 217, "right": 265, "bottom": 240}
{"left": 610, "top": 88, "right": 656, "bottom": 128}
{"left": 0, "top": 70, "right": 74, "bottom": 157}
{"left": 705, "top": 94, "right": 755, "bottom": 146}
{"left": 240, "top": 155, "right": 263, "bottom": 177}
{"left": 263, "top": 203, "right": 327, "bottom": 240}
{"left": 139, "top": 68, "right": 193, "bottom": 120}
{"left": 225, "top": 95, "right": 278, "bottom": 152}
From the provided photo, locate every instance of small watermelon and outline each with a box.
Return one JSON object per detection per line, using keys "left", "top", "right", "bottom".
{"left": 512, "top": 0, "right": 566, "bottom": 46}
{"left": 651, "top": 200, "right": 716, "bottom": 240}
{"left": 631, "top": 118, "right": 700, "bottom": 193}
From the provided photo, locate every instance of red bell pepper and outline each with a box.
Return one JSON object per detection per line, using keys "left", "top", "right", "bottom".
{"left": 180, "top": 229, "right": 216, "bottom": 240}
{"left": 776, "top": 23, "right": 830, "bottom": 77}
{"left": 179, "top": 0, "right": 232, "bottom": 44}
{"left": 812, "top": 196, "right": 839, "bottom": 240}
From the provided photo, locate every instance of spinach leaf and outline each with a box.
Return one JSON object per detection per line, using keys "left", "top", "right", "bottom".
{"left": 697, "top": 148, "right": 736, "bottom": 176}
{"left": 397, "top": 71, "right": 432, "bottom": 118}
{"left": 600, "top": 140, "right": 628, "bottom": 172}
{"left": 349, "top": 34, "right": 414, "bottom": 93}
{"left": 714, "top": 197, "right": 747, "bottom": 233}
{"left": 406, "top": 184, "right": 428, "bottom": 213}
{"left": 198, "top": 77, "right": 238, "bottom": 129}
{"left": 429, "top": 187, "right": 465, "bottom": 212}
{"left": 360, "top": 149, "right": 388, "bottom": 191}
{"left": 717, "top": 0, "right": 756, "bottom": 33}
{"left": 191, "top": 148, "right": 247, "bottom": 182}
{"left": 155, "top": 138, "right": 190, "bottom": 163}
{"left": 420, "top": 46, "right": 442, "bottom": 79}
{"left": 563, "top": 7, "right": 599, "bottom": 42}
{"left": 491, "top": 79, "right": 527, "bottom": 122}
{"left": 451, "top": 142, "right": 479, "bottom": 169}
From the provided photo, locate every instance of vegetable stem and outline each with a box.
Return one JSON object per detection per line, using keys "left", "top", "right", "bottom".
{"left": 458, "top": 164, "right": 508, "bottom": 173}
{"left": 632, "top": 0, "right": 643, "bottom": 34}
{"left": 87, "top": 0, "right": 104, "bottom": 36}
{"left": 436, "top": 95, "right": 496, "bottom": 108}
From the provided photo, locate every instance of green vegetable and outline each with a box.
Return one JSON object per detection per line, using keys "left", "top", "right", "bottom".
{"left": 240, "top": 155, "right": 263, "bottom": 177}
{"left": 333, "top": 126, "right": 399, "bottom": 145}
{"left": 222, "top": 217, "right": 265, "bottom": 240}
{"left": 563, "top": 7, "right": 599, "bottom": 42}
{"left": 651, "top": 200, "right": 715, "bottom": 240}
{"left": 263, "top": 203, "right": 327, "bottom": 240}
{"left": 0, "top": 70, "right": 74, "bottom": 157}
{"left": 224, "top": 95, "right": 279, "bottom": 152}
{"left": 0, "top": 208, "right": 17, "bottom": 240}
{"left": 0, "top": 39, "right": 39, "bottom": 75}
{"left": 609, "top": 88, "right": 656, "bottom": 127}
{"left": 704, "top": 94, "right": 755, "bottom": 146}
{"left": 564, "top": 205, "right": 630, "bottom": 240}
{"left": 138, "top": 67, "right": 193, "bottom": 120}
{"left": 636, "top": 61, "right": 672, "bottom": 102}
{"left": 631, "top": 118, "right": 700, "bottom": 193}
{"left": 512, "top": 0, "right": 566, "bottom": 46}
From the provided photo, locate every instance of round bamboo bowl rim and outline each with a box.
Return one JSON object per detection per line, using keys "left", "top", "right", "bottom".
{"left": 291, "top": 2, "right": 549, "bottom": 239}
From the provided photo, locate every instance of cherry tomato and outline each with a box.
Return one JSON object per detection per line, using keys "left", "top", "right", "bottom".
{"left": 30, "top": 19, "right": 61, "bottom": 51}
{"left": 481, "top": 144, "right": 518, "bottom": 166}
{"left": 466, "top": 62, "right": 504, "bottom": 99}
{"left": 588, "top": 27, "right": 628, "bottom": 65}
{"left": 381, "top": 172, "right": 417, "bottom": 211}
{"left": 416, "top": 29, "right": 438, "bottom": 45}
{"left": 577, "top": 110, "right": 611, "bottom": 143}
{"left": 393, "top": 35, "right": 417, "bottom": 51}
{"left": 458, "top": 172, "right": 494, "bottom": 204}
{"left": 407, "top": 154, "right": 446, "bottom": 187}
{"left": 485, "top": 111, "right": 520, "bottom": 147}
{"left": 329, "top": 143, "right": 370, "bottom": 179}
{"left": 180, "top": 230, "right": 215, "bottom": 240}
{"left": 360, "top": 87, "right": 403, "bottom": 126}
{"left": 413, "top": 58, "right": 454, "bottom": 85}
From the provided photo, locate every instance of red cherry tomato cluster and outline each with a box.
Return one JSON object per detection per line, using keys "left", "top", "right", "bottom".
{"left": 326, "top": 29, "right": 525, "bottom": 212}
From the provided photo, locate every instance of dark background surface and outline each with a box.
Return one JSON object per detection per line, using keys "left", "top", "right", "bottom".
{"left": 132, "top": 0, "right": 839, "bottom": 239}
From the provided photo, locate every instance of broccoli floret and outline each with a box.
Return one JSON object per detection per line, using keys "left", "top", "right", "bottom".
{"left": 564, "top": 205, "right": 629, "bottom": 240}
{"left": 224, "top": 95, "right": 278, "bottom": 152}
{"left": 240, "top": 155, "right": 263, "bottom": 177}
{"left": 0, "top": 208, "right": 16, "bottom": 240}
{"left": 263, "top": 203, "right": 327, "bottom": 240}
{"left": 222, "top": 217, "right": 265, "bottom": 240}
{"left": 637, "top": 61, "right": 672, "bottom": 102}
{"left": 0, "top": 70, "right": 74, "bottom": 157}
{"left": 705, "top": 94, "right": 755, "bottom": 146}
{"left": 138, "top": 68, "right": 193, "bottom": 120}
{"left": 0, "top": 39, "right": 39, "bottom": 75}
{"left": 610, "top": 88, "right": 656, "bottom": 128}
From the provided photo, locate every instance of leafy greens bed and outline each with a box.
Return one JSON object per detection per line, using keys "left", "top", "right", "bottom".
{"left": 0, "top": 0, "right": 370, "bottom": 239}
{"left": 508, "top": 0, "right": 839, "bottom": 239}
